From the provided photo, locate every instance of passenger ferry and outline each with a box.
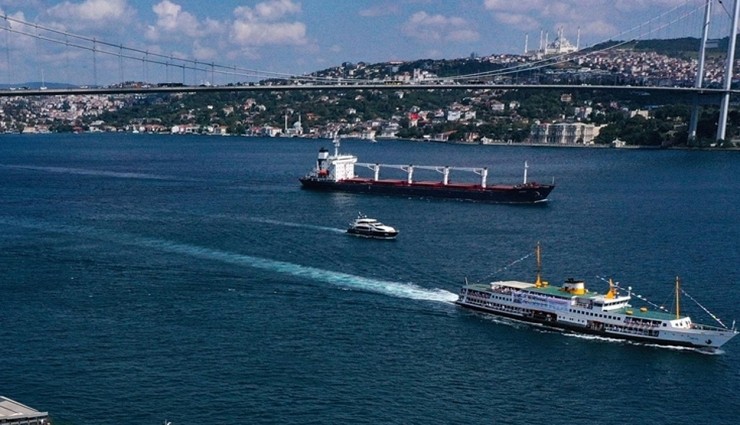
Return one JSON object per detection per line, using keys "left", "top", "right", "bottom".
{"left": 456, "top": 244, "right": 737, "bottom": 351}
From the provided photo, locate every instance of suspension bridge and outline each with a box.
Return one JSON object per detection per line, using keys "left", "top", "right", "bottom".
{"left": 2, "top": 0, "right": 740, "bottom": 142}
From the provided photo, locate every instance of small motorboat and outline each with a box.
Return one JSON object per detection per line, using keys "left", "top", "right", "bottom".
{"left": 347, "top": 213, "right": 398, "bottom": 239}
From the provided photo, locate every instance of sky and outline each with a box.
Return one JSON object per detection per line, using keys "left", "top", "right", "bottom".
{"left": 0, "top": 0, "right": 733, "bottom": 86}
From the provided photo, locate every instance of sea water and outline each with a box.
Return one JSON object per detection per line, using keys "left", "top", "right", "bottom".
{"left": 1, "top": 133, "right": 738, "bottom": 424}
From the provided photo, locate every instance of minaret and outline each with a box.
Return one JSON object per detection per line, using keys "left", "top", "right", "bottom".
{"left": 557, "top": 27, "right": 563, "bottom": 53}
{"left": 576, "top": 26, "right": 581, "bottom": 51}
{"left": 539, "top": 29, "right": 544, "bottom": 53}
{"left": 545, "top": 31, "right": 549, "bottom": 55}
{"left": 524, "top": 33, "right": 529, "bottom": 55}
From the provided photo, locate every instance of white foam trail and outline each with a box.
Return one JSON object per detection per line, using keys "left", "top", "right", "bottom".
{"left": 1, "top": 217, "right": 457, "bottom": 303}
{"left": 0, "top": 164, "right": 197, "bottom": 181}
{"left": 131, "top": 236, "right": 456, "bottom": 302}
{"left": 245, "top": 217, "right": 345, "bottom": 233}
{"left": 561, "top": 330, "right": 722, "bottom": 354}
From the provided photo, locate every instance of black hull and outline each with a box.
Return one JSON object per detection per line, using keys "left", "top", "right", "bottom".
{"left": 456, "top": 301, "right": 703, "bottom": 349}
{"left": 347, "top": 229, "right": 398, "bottom": 239}
{"left": 300, "top": 178, "right": 553, "bottom": 204}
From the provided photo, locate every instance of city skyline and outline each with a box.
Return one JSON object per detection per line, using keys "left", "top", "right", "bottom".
{"left": 0, "top": 0, "right": 734, "bottom": 86}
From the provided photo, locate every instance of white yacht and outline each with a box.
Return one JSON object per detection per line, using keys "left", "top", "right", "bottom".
{"left": 347, "top": 213, "right": 398, "bottom": 239}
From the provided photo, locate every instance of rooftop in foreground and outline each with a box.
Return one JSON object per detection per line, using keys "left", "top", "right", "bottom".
{"left": 0, "top": 396, "right": 49, "bottom": 425}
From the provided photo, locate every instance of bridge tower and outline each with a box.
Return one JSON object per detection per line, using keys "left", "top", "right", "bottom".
{"left": 716, "top": 0, "right": 740, "bottom": 142}
{"left": 688, "top": 0, "right": 712, "bottom": 144}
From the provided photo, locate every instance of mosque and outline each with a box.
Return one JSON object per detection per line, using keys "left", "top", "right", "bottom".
{"left": 525, "top": 26, "right": 579, "bottom": 58}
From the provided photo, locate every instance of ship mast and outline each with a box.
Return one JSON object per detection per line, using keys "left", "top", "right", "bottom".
{"left": 534, "top": 242, "right": 545, "bottom": 287}
{"left": 675, "top": 276, "right": 681, "bottom": 320}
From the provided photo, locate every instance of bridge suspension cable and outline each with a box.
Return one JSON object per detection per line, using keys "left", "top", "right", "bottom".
{"left": 0, "top": 14, "right": 374, "bottom": 85}
{"left": 0, "top": 1, "right": 727, "bottom": 86}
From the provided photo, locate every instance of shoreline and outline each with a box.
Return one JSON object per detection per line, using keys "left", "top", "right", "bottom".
{"left": 6, "top": 131, "right": 739, "bottom": 151}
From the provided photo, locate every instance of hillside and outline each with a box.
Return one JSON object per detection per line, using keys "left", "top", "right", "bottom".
{"left": 590, "top": 36, "right": 736, "bottom": 59}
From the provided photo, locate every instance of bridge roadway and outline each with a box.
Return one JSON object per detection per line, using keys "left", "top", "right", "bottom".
{"left": 0, "top": 83, "right": 736, "bottom": 98}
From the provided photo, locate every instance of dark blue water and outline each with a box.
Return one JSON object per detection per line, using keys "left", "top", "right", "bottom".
{"left": 1, "top": 133, "right": 738, "bottom": 424}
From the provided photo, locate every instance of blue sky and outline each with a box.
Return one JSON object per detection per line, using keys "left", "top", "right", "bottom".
{"left": 0, "top": 0, "right": 731, "bottom": 85}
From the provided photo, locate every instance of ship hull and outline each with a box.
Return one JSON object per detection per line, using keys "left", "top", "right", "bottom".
{"left": 455, "top": 300, "right": 735, "bottom": 350}
{"left": 299, "top": 177, "right": 554, "bottom": 204}
{"left": 346, "top": 228, "right": 398, "bottom": 239}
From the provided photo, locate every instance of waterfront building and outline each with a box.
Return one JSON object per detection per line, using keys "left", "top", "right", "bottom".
{"left": 529, "top": 122, "right": 602, "bottom": 145}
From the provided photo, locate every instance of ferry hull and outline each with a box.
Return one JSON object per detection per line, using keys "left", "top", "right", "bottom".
{"left": 455, "top": 300, "right": 736, "bottom": 350}
{"left": 299, "top": 177, "right": 554, "bottom": 204}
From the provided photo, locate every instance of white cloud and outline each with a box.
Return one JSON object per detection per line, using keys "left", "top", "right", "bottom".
{"left": 482, "top": 0, "right": 648, "bottom": 44}
{"left": 192, "top": 40, "right": 218, "bottom": 62}
{"left": 254, "top": 0, "right": 301, "bottom": 21}
{"left": 231, "top": 21, "right": 307, "bottom": 46}
{"left": 572, "top": 20, "right": 617, "bottom": 37}
{"left": 231, "top": 0, "right": 300, "bottom": 22}
{"left": 483, "top": 0, "right": 547, "bottom": 13}
{"left": 403, "top": 11, "right": 479, "bottom": 43}
{"left": 230, "top": 0, "right": 307, "bottom": 46}
{"left": 1, "top": 11, "right": 35, "bottom": 50}
{"left": 359, "top": 4, "right": 399, "bottom": 18}
{"left": 494, "top": 12, "right": 539, "bottom": 31}
{"left": 147, "top": 0, "right": 204, "bottom": 40}
{"left": 47, "top": 0, "right": 133, "bottom": 28}
{"left": 483, "top": 0, "right": 683, "bottom": 27}
{"left": 448, "top": 29, "right": 480, "bottom": 43}
{"left": 612, "top": 0, "right": 683, "bottom": 13}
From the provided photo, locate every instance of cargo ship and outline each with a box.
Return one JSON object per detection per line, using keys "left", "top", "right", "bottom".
{"left": 456, "top": 244, "right": 738, "bottom": 352}
{"left": 299, "top": 137, "right": 554, "bottom": 203}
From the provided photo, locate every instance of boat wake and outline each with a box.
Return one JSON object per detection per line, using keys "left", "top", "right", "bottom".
{"left": 133, "top": 237, "right": 456, "bottom": 302}
{"left": 0, "top": 217, "right": 456, "bottom": 303}
{"left": 0, "top": 164, "right": 199, "bottom": 181}
{"left": 561, "top": 330, "right": 724, "bottom": 354}
{"left": 244, "top": 217, "right": 345, "bottom": 234}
